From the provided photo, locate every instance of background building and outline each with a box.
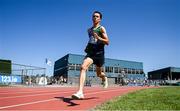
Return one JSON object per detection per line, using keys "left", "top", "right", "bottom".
{"left": 54, "top": 54, "right": 145, "bottom": 85}
{"left": 148, "top": 67, "right": 180, "bottom": 80}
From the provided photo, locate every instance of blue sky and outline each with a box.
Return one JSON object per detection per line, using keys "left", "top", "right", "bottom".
{"left": 0, "top": 0, "right": 179, "bottom": 76}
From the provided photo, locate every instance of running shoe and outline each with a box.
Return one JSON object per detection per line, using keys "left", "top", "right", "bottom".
{"left": 102, "top": 77, "right": 108, "bottom": 88}
{"left": 72, "top": 92, "right": 84, "bottom": 100}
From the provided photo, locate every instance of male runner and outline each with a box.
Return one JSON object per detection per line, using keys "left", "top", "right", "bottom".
{"left": 72, "top": 11, "right": 109, "bottom": 99}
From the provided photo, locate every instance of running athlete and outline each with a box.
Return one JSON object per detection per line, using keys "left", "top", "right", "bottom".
{"left": 72, "top": 11, "right": 109, "bottom": 99}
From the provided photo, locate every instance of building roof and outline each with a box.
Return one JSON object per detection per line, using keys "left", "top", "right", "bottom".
{"left": 148, "top": 67, "right": 180, "bottom": 73}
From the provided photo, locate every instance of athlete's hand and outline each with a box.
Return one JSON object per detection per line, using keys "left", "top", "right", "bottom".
{"left": 93, "top": 32, "right": 99, "bottom": 40}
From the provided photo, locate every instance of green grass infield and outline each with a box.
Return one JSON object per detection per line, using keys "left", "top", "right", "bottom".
{"left": 95, "top": 86, "right": 180, "bottom": 110}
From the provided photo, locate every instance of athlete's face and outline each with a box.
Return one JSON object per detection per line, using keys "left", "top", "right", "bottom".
{"left": 92, "top": 13, "right": 101, "bottom": 24}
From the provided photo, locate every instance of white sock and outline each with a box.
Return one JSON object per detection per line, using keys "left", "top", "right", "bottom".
{"left": 77, "top": 91, "right": 83, "bottom": 94}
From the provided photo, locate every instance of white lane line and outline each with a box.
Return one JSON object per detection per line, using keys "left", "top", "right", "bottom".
{"left": 0, "top": 87, "right": 104, "bottom": 100}
{"left": 0, "top": 88, "right": 106, "bottom": 100}
{"left": 0, "top": 90, "right": 75, "bottom": 100}
{"left": 0, "top": 88, "right": 128, "bottom": 110}
{"left": 0, "top": 89, "right": 70, "bottom": 94}
{"left": 0, "top": 98, "right": 57, "bottom": 110}
{"left": 85, "top": 88, "right": 129, "bottom": 95}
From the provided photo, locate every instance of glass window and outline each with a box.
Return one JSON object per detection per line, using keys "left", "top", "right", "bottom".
{"left": 128, "top": 68, "right": 131, "bottom": 74}
{"left": 136, "top": 69, "right": 140, "bottom": 74}
{"left": 76, "top": 64, "right": 81, "bottom": 71}
{"left": 68, "top": 64, "right": 75, "bottom": 70}
{"left": 105, "top": 66, "right": 108, "bottom": 73}
{"left": 124, "top": 68, "right": 128, "bottom": 73}
{"left": 88, "top": 65, "right": 93, "bottom": 72}
{"left": 132, "top": 69, "right": 135, "bottom": 74}
{"left": 114, "top": 67, "right": 118, "bottom": 73}
{"left": 118, "top": 68, "right": 122, "bottom": 73}
{"left": 105, "top": 66, "right": 111, "bottom": 73}
{"left": 108, "top": 67, "right": 113, "bottom": 73}
{"left": 140, "top": 70, "right": 144, "bottom": 74}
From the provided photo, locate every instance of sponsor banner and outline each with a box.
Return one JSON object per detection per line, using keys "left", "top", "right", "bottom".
{"left": 0, "top": 75, "right": 22, "bottom": 83}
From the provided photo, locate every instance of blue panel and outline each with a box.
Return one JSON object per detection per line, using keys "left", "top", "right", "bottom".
{"left": 55, "top": 54, "right": 144, "bottom": 78}
{"left": 0, "top": 75, "right": 22, "bottom": 83}
{"left": 68, "top": 54, "right": 84, "bottom": 64}
{"left": 105, "top": 58, "right": 143, "bottom": 69}
{"left": 68, "top": 54, "right": 143, "bottom": 69}
{"left": 68, "top": 70, "right": 80, "bottom": 77}
{"left": 171, "top": 67, "right": 180, "bottom": 73}
{"left": 127, "top": 74, "right": 145, "bottom": 79}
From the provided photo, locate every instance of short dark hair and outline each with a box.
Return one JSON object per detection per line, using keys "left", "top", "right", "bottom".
{"left": 93, "top": 11, "right": 102, "bottom": 19}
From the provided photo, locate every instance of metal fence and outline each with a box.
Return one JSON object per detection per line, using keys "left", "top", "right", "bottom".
{"left": 0, "top": 63, "right": 52, "bottom": 86}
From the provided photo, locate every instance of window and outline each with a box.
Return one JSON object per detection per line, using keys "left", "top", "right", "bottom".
{"left": 88, "top": 65, "right": 93, "bottom": 72}
{"left": 118, "top": 68, "right": 122, "bottom": 73}
{"left": 105, "top": 66, "right": 108, "bottom": 73}
{"left": 132, "top": 69, "right": 135, "bottom": 74}
{"left": 128, "top": 68, "right": 132, "bottom": 74}
{"left": 136, "top": 69, "right": 140, "bottom": 74}
{"left": 68, "top": 64, "right": 75, "bottom": 70}
{"left": 105, "top": 66, "right": 113, "bottom": 73}
{"left": 110, "top": 67, "right": 113, "bottom": 73}
{"left": 140, "top": 70, "right": 144, "bottom": 74}
{"left": 124, "top": 68, "right": 128, "bottom": 73}
{"left": 114, "top": 67, "right": 118, "bottom": 73}
{"left": 76, "top": 64, "right": 81, "bottom": 71}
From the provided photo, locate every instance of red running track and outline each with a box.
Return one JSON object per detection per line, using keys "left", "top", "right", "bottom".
{"left": 0, "top": 86, "right": 152, "bottom": 110}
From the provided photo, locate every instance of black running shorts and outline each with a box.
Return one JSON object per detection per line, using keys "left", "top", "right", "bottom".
{"left": 85, "top": 51, "right": 104, "bottom": 67}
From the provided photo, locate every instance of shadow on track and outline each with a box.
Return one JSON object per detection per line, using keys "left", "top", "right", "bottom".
{"left": 54, "top": 97, "right": 98, "bottom": 106}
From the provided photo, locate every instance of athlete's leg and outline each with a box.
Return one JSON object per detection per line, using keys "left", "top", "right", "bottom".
{"left": 77, "top": 57, "right": 93, "bottom": 93}
{"left": 96, "top": 66, "right": 106, "bottom": 81}
{"left": 96, "top": 66, "right": 108, "bottom": 88}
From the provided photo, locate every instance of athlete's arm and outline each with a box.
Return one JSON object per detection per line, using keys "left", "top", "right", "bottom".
{"left": 93, "top": 26, "right": 109, "bottom": 45}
